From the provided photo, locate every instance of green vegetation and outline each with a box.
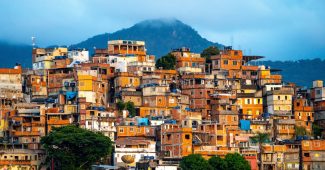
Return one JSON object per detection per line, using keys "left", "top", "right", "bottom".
{"left": 312, "top": 124, "right": 323, "bottom": 138}
{"left": 180, "top": 154, "right": 212, "bottom": 170}
{"left": 295, "top": 125, "right": 308, "bottom": 136}
{"left": 201, "top": 46, "right": 220, "bottom": 63}
{"left": 180, "top": 153, "right": 251, "bottom": 170}
{"left": 116, "top": 99, "right": 126, "bottom": 112}
{"left": 125, "top": 101, "right": 136, "bottom": 117}
{"left": 41, "top": 125, "right": 113, "bottom": 170}
{"left": 208, "top": 155, "right": 226, "bottom": 170}
{"left": 224, "top": 153, "right": 251, "bottom": 170}
{"left": 250, "top": 132, "right": 269, "bottom": 170}
{"left": 116, "top": 99, "right": 137, "bottom": 117}
{"left": 156, "top": 53, "right": 176, "bottom": 70}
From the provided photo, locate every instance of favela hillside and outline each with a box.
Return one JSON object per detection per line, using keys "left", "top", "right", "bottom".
{"left": 0, "top": 39, "right": 324, "bottom": 170}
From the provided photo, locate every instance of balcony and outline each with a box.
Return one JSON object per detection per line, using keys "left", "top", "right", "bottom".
{"left": 0, "top": 160, "right": 32, "bottom": 165}
{"left": 13, "top": 131, "right": 40, "bottom": 136}
{"left": 48, "top": 119, "right": 71, "bottom": 125}
{"left": 17, "top": 108, "right": 40, "bottom": 114}
{"left": 182, "top": 84, "right": 214, "bottom": 89}
{"left": 276, "top": 119, "right": 295, "bottom": 124}
{"left": 277, "top": 129, "right": 295, "bottom": 134}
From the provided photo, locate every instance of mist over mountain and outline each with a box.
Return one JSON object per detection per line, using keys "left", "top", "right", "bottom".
{"left": 0, "top": 18, "right": 324, "bottom": 87}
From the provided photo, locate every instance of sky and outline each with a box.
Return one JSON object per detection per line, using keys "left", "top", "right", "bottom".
{"left": 0, "top": 0, "right": 325, "bottom": 60}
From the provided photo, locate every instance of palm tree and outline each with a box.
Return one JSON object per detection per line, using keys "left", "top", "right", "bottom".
{"left": 250, "top": 132, "right": 269, "bottom": 170}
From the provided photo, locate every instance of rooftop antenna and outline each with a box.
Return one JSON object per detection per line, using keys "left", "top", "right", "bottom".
{"left": 31, "top": 36, "right": 36, "bottom": 48}
{"left": 230, "top": 35, "right": 234, "bottom": 48}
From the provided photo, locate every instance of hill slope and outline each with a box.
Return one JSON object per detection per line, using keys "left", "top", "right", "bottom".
{"left": 263, "top": 59, "right": 325, "bottom": 87}
{"left": 0, "top": 19, "right": 324, "bottom": 87}
{"left": 0, "top": 41, "right": 32, "bottom": 68}
{"left": 70, "top": 19, "right": 223, "bottom": 57}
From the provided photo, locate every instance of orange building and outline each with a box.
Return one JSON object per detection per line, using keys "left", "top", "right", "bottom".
{"left": 262, "top": 144, "right": 287, "bottom": 170}
{"left": 172, "top": 47, "right": 205, "bottom": 73}
{"left": 211, "top": 47, "right": 242, "bottom": 79}
{"left": 117, "top": 125, "right": 156, "bottom": 138}
{"left": 294, "top": 98, "right": 314, "bottom": 135}
{"left": 181, "top": 74, "right": 214, "bottom": 119}
{"left": 258, "top": 66, "right": 282, "bottom": 86}
{"left": 160, "top": 124, "right": 192, "bottom": 158}
{"left": 301, "top": 140, "right": 325, "bottom": 170}
{"left": 108, "top": 40, "right": 146, "bottom": 56}
{"left": 237, "top": 92, "right": 263, "bottom": 119}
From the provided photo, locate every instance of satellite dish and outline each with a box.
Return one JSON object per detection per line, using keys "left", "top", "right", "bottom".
{"left": 149, "top": 161, "right": 157, "bottom": 168}
{"left": 121, "top": 155, "right": 135, "bottom": 164}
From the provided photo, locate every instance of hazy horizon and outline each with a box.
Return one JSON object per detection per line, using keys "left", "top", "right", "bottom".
{"left": 1, "top": 0, "right": 325, "bottom": 60}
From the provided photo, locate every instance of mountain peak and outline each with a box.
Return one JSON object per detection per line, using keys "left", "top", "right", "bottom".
{"left": 135, "top": 18, "right": 184, "bottom": 28}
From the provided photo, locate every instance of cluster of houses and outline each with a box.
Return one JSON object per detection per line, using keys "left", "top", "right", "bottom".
{"left": 0, "top": 39, "right": 324, "bottom": 170}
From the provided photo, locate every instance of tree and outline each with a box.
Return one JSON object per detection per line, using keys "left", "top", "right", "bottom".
{"left": 156, "top": 53, "right": 176, "bottom": 70}
{"left": 250, "top": 133, "right": 269, "bottom": 170}
{"left": 41, "top": 125, "right": 113, "bottom": 170}
{"left": 208, "top": 153, "right": 250, "bottom": 170}
{"left": 125, "top": 101, "right": 136, "bottom": 117}
{"left": 201, "top": 46, "right": 220, "bottom": 64}
{"left": 224, "top": 153, "right": 251, "bottom": 170}
{"left": 313, "top": 124, "right": 323, "bottom": 139}
{"left": 180, "top": 154, "right": 212, "bottom": 170}
{"left": 295, "top": 125, "right": 308, "bottom": 136}
{"left": 208, "top": 156, "right": 226, "bottom": 170}
{"left": 116, "top": 99, "right": 126, "bottom": 112}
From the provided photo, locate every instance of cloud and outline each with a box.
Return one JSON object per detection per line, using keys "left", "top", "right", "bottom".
{"left": 0, "top": 0, "right": 324, "bottom": 60}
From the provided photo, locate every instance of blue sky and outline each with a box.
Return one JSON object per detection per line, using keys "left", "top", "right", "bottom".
{"left": 0, "top": 0, "right": 324, "bottom": 60}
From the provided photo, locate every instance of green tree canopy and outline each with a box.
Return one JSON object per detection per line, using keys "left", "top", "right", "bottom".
{"left": 224, "top": 153, "right": 251, "bottom": 170}
{"left": 125, "top": 101, "right": 136, "bottom": 117}
{"left": 208, "top": 156, "right": 226, "bottom": 170}
{"left": 201, "top": 46, "right": 220, "bottom": 64}
{"left": 156, "top": 53, "right": 176, "bottom": 70}
{"left": 208, "top": 153, "right": 251, "bottom": 170}
{"left": 116, "top": 100, "right": 137, "bottom": 117}
{"left": 250, "top": 132, "right": 269, "bottom": 144}
{"left": 41, "top": 125, "right": 113, "bottom": 170}
{"left": 313, "top": 124, "right": 323, "bottom": 138}
{"left": 116, "top": 99, "right": 126, "bottom": 112}
{"left": 295, "top": 125, "right": 308, "bottom": 136}
{"left": 180, "top": 154, "right": 212, "bottom": 170}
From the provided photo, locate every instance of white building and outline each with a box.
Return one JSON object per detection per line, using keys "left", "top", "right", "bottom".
{"left": 107, "top": 55, "right": 138, "bottom": 72}
{"left": 84, "top": 111, "right": 116, "bottom": 141}
{"left": 114, "top": 137, "right": 156, "bottom": 168}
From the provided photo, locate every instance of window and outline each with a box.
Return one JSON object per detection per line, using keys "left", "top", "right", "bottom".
{"left": 223, "top": 60, "right": 228, "bottom": 65}
{"left": 278, "top": 96, "right": 281, "bottom": 100}
{"left": 285, "top": 96, "right": 288, "bottom": 100}
{"left": 247, "top": 99, "right": 251, "bottom": 104}
{"left": 316, "top": 90, "right": 321, "bottom": 95}
{"left": 185, "top": 134, "right": 190, "bottom": 139}
{"left": 184, "top": 121, "right": 187, "bottom": 126}
{"left": 233, "top": 61, "right": 237, "bottom": 65}
{"left": 304, "top": 153, "right": 310, "bottom": 157}
{"left": 119, "top": 128, "right": 124, "bottom": 133}
{"left": 167, "top": 134, "right": 171, "bottom": 140}
{"left": 242, "top": 71, "right": 246, "bottom": 75}
{"left": 234, "top": 51, "right": 239, "bottom": 55}
{"left": 258, "top": 99, "right": 261, "bottom": 104}
{"left": 130, "top": 128, "right": 134, "bottom": 132}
